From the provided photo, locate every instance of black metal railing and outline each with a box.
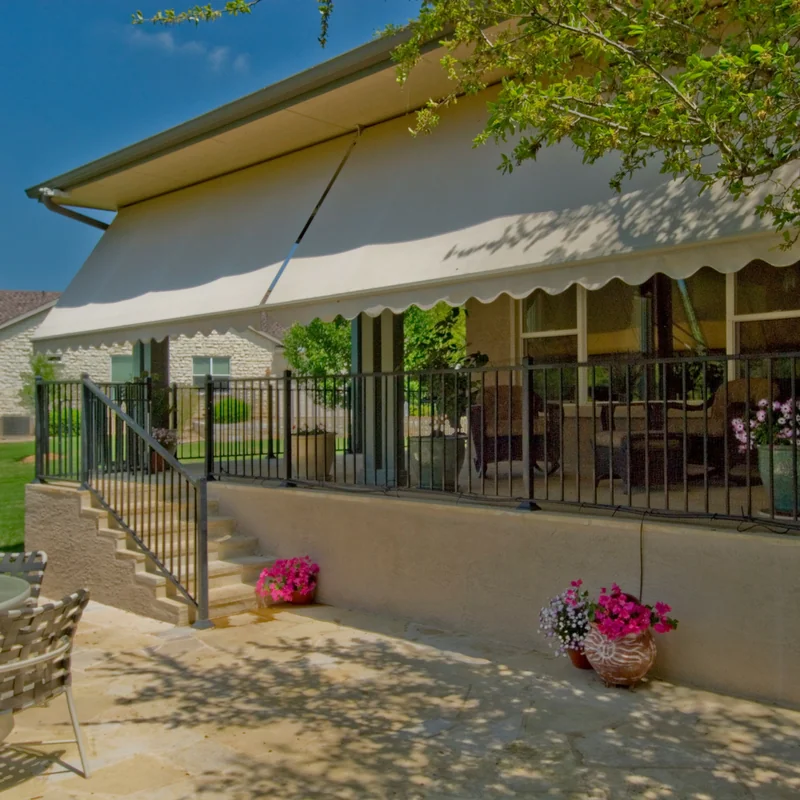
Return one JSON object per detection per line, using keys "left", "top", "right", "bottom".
{"left": 190, "top": 353, "right": 800, "bottom": 531}
{"left": 34, "top": 376, "right": 210, "bottom": 622}
{"left": 35, "top": 352, "right": 800, "bottom": 537}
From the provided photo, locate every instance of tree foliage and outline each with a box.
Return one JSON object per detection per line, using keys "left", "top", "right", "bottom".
{"left": 18, "top": 353, "right": 60, "bottom": 413}
{"left": 138, "top": 1, "right": 800, "bottom": 243}
{"left": 283, "top": 315, "right": 352, "bottom": 377}
{"left": 133, "top": 0, "right": 336, "bottom": 46}
{"left": 282, "top": 304, "right": 471, "bottom": 377}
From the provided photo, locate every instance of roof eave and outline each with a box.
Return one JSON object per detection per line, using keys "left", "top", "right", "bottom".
{"left": 25, "top": 30, "right": 414, "bottom": 204}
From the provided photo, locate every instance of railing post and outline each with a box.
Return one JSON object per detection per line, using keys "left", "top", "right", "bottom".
{"left": 204, "top": 374, "right": 216, "bottom": 481}
{"left": 519, "top": 356, "right": 541, "bottom": 511}
{"left": 170, "top": 382, "right": 178, "bottom": 431}
{"left": 80, "top": 373, "right": 91, "bottom": 488}
{"left": 193, "top": 478, "right": 213, "bottom": 629}
{"left": 282, "top": 369, "right": 295, "bottom": 486}
{"left": 34, "top": 376, "right": 46, "bottom": 482}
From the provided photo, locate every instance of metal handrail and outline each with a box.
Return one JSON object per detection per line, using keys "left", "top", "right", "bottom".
{"left": 82, "top": 376, "right": 197, "bottom": 485}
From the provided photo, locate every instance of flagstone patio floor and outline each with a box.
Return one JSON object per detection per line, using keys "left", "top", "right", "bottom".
{"left": 2, "top": 600, "right": 799, "bottom": 799}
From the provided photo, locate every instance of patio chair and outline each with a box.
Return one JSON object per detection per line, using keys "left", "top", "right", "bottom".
{"left": 699, "top": 377, "right": 777, "bottom": 479}
{"left": 592, "top": 403, "right": 685, "bottom": 491}
{"left": 0, "top": 552, "right": 48, "bottom": 606}
{"left": 0, "top": 589, "right": 91, "bottom": 778}
{"left": 469, "top": 384, "right": 561, "bottom": 476}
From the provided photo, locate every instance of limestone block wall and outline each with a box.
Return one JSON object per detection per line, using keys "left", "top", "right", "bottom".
{"left": 214, "top": 482, "right": 800, "bottom": 710}
{"left": 166, "top": 331, "right": 278, "bottom": 385}
{"left": 59, "top": 343, "right": 131, "bottom": 383}
{"left": 0, "top": 311, "right": 47, "bottom": 416}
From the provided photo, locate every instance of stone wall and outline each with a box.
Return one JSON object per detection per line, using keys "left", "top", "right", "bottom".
{"left": 0, "top": 311, "right": 47, "bottom": 416}
{"left": 214, "top": 482, "right": 800, "bottom": 710}
{"left": 169, "top": 330, "right": 279, "bottom": 385}
{"left": 59, "top": 343, "right": 131, "bottom": 383}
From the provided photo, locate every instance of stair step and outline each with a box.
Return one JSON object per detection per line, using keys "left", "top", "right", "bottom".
{"left": 113, "top": 516, "right": 236, "bottom": 538}
{"left": 207, "top": 583, "right": 260, "bottom": 618}
{"left": 225, "top": 554, "right": 276, "bottom": 583}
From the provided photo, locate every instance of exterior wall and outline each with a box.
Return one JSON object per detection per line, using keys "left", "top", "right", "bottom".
{"left": 214, "top": 482, "right": 800, "bottom": 709}
{"left": 466, "top": 295, "right": 516, "bottom": 371}
{"left": 0, "top": 310, "right": 48, "bottom": 416}
{"left": 169, "top": 330, "right": 277, "bottom": 385}
{"left": 25, "top": 484, "right": 184, "bottom": 624}
{"left": 59, "top": 343, "right": 130, "bottom": 383}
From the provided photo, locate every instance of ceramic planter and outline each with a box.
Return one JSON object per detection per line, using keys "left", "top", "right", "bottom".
{"left": 149, "top": 438, "right": 177, "bottom": 473}
{"left": 408, "top": 435, "right": 467, "bottom": 492}
{"left": 567, "top": 647, "right": 593, "bottom": 670}
{"left": 290, "top": 588, "right": 316, "bottom": 605}
{"left": 757, "top": 445, "right": 800, "bottom": 514}
{"left": 583, "top": 624, "right": 656, "bottom": 686}
{"left": 291, "top": 433, "right": 336, "bottom": 481}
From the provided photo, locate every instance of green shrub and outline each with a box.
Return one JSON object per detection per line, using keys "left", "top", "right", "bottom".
{"left": 49, "top": 408, "right": 81, "bottom": 436}
{"left": 213, "top": 397, "right": 251, "bottom": 423}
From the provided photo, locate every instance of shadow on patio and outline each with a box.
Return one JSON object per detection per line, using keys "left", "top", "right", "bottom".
{"left": 31, "top": 604, "right": 793, "bottom": 799}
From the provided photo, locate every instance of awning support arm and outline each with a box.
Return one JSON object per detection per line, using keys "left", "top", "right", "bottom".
{"left": 39, "top": 189, "right": 109, "bottom": 231}
{"left": 260, "top": 129, "right": 361, "bottom": 305}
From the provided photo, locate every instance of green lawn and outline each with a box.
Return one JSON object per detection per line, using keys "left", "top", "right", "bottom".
{"left": 0, "top": 441, "right": 34, "bottom": 551}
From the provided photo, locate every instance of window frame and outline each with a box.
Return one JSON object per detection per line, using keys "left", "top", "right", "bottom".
{"left": 192, "top": 356, "right": 232, "bottom": 389}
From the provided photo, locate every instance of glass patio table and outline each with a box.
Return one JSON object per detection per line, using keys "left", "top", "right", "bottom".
{"left": 0, "top": 575, "right": 31, "bottom": 611}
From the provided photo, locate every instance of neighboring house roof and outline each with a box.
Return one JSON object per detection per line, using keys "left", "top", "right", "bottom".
{"left": 0, "top": 291, "right": 60, "bottom": 332}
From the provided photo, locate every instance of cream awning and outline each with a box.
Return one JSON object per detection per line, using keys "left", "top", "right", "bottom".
{"left": 263, "top": 90, "right": 796, "bottom": 326}
{"left": 36, "top": 87, "right": 797, "bottom": 350}
{"left": 33, "top": 136, "right": 355, "bottom": 350}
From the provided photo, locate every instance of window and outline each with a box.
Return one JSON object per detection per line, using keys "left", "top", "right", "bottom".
{"left": 521, "top": 286, "right": 578, "bottom": 399}
{"left": 670, "top": 268, "right": 726, "bottom": 355}
{"left": 521, "top": 285, "right": 578, "bottom": 361}
{"left": 587, "top": 279, "right": 651, "bottom": 359}
{"left": 111, "top": 354, "right": 135, "bottom": 383}
{"left": 192, "top": 356, "right": 231, "bottom": 388}
{"left": 734, "top": 262, "right": 800, "bottom": 355}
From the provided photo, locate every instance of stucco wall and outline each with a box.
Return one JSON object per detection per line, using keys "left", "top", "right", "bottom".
{"left": 466, "top": 295, "right": 517, "bottom": 371}
{"left": 24, "top": 484, "right": 184, "bottom": 624}
{"left": 213, "top": 482, "right": 800, "bottom": 709}
{"left": 0, "top": 311, "right": 47, "bottom": 416}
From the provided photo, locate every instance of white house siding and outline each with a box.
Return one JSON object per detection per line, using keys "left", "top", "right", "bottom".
{"left": 0, "top": 310, "right": 48, "bottom": 416}
{"left": 169, "top": 331, "right": 278, "bottom": 386}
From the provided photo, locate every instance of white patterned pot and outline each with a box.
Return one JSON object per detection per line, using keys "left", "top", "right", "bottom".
{"left": 584, "top": 624, "right": 657, "bottom": 687}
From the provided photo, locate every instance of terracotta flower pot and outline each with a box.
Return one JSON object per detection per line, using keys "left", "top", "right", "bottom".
{"left": 584, "top": 624, "right": 656, "bottom": 686}
{"left": 567, "top": 647, "right": 593, "bottom": 670}
{"left": 289, "top": 587, "right": 316, "bottom": 605}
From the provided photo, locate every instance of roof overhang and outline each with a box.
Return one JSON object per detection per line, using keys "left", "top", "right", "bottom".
{"left": 25, "top": 31, "right": 457, "bottom": 212}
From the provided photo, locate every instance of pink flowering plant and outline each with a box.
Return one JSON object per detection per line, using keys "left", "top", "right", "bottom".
{"left": 732, "top": 399, "right": 800, "bottom": 452}
{"left": 256, "top": 556, "right": 319, "bottom": 603}
{"left": 538, "top": 580, "right": 591, "bottom": 656}
{"left": 589, "top": 584, "right": 678, "bottom": 640}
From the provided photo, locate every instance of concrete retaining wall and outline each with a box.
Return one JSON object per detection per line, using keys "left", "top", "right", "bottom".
{"left": 213, "top": 482, "right": 800, "bottom": 709}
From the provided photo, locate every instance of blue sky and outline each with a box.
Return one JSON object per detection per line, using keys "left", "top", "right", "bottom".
{"left": 0, "top": 0, "right": 419, "bottom": 292}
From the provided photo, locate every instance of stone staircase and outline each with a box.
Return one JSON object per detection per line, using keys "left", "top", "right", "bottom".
{"left": 78, "top": 490, "right": 274, "bottom": 625}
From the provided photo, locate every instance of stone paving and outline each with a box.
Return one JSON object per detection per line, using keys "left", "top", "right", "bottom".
{"left": 1, "top": 601, "right": 799, "bottom": 799}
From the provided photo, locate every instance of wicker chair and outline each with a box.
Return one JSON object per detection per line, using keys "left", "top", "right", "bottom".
{"left": 0, "top": 552, "right": 48, "bottom": 605}
{"left": 0, "top": 589, "right": 91, "bottom": 778}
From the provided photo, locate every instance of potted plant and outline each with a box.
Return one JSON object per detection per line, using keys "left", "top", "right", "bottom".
{"left": 255, "top": 556, "right": 319, "bottom": 605}
{"left": 583, "top": 584, "right": 678, "bottom": 687}
{"left": 732, "top": 399, "right": 800, "bottom": 514}
{"left": 407, "top": 309, "right": 487, "bottom": 491}
{"left": 150, "top": 428, "right": 178, "bottom": 473}
{"left": 291, "top": 424, "right": 336, "bottom": 481}
{"left": 538, "top": 579, "right": 593, "bottom": 669}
